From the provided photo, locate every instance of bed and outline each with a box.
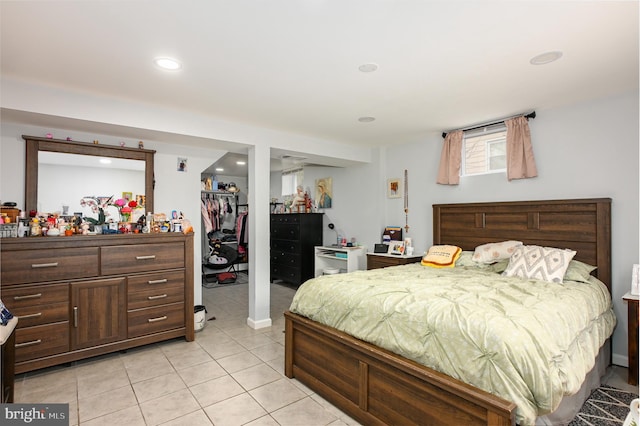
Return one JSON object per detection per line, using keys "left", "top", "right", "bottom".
{"left": 284, "top": 198, "right": 613, "bottom": 426}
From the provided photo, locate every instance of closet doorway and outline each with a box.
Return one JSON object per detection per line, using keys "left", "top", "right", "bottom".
{"left": 201, "top": 154, "right": 249, "bottom": 288}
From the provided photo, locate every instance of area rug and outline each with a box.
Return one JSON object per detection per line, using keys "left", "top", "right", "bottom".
{"left": 569, "top": 385, "right": 637, "bottom": 426}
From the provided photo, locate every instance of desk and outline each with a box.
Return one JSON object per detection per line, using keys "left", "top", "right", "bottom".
{"left": 623, "top": 292, "right": 639, "bottom": 386}
{"left": 314, "top": 246, "right": 366, "bottom": 277}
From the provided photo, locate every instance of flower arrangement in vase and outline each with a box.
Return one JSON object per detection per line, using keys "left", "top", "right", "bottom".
{"left": 81, "top": 196, "right": 141, "bottom": 228}
{"left": 113, "top": 198, "right": 138, "bottom": 223}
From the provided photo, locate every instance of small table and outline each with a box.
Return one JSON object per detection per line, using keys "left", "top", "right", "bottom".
{"left": 622, "top": 292, "right": 639, "bottom": 386}
{"left": 367, "top": 253, "right": 423, "bottom": 270}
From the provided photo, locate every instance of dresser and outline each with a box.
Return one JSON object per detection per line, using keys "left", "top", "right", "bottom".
{"left": 366, "top": 253, "right": 423, "bottom": 270}
{"left": 270, "top": 213, "right": 323, "bottom": 286}
{"left": 0, "top": 233, "right": 194, "bottom": 374}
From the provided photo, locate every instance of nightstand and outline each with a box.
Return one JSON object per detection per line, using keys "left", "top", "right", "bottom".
{"left": 366, "top": 253, "right": 423, "bottom": 270}
{"left": 623, "top": 292, "right": 639, "bottom": 386}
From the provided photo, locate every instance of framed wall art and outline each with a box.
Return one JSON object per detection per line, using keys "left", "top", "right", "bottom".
{"left": 316, "top": 177, "right": 332, "bottom": 208}
{"left": 387, "top": 178, "right": 401, "bottom": 198}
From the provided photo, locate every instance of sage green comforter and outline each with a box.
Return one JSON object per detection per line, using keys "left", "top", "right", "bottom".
{"left": 289, "top": 263, "right": 616, "bottom": 425}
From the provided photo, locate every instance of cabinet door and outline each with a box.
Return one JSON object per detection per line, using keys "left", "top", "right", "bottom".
{"left": 70, "top": 278, "right": 127, "bottom": 350}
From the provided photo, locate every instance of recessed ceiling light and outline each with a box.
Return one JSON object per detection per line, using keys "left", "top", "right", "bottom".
{"left": 358, "top": 117, "right": 376, "bottom": 123}
{"left": 215, "top": 168, "right": 224, "bottom": 172}
{"left": 358, "top": 63, "right": 378, "bottom": 73}
{"left": 99, "top": 158, "right": 112, "bottom": 164}
{"left": 154, "top": 57, "right": 182, "bottom": 70}
{"left": 236, "top": 161, "right": 246, "bottom": 165}
{"left": 530, "top": 51, "right": 563, "bottom": 65}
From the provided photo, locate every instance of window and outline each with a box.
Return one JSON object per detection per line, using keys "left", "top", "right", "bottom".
{"left": 461, "top": 125, "right": 507, "bottom": 176}
{"left": 281, "top": 168, "right": 303, "bottom": 196}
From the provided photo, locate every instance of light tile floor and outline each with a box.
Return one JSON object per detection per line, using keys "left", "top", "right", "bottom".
{"left": 14, "top": 280, "right": 358, "bottom": 426}
{"left": 14, "top": 279, "right": 637, "bottom": 425}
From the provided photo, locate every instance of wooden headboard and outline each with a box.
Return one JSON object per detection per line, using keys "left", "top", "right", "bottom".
{"left": 433, "top": 198, "right": 612, "bottom": 292}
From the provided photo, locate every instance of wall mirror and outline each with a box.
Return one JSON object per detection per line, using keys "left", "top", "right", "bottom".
{"left": 24, "top": 135, "right": 155, "bottom": 220}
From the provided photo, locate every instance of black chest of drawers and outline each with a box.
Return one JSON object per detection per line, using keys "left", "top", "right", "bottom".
{"left": 270, "top": 213, "right": 323, "bottom": 286}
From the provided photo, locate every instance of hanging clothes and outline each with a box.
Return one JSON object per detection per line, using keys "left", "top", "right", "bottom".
{"left": 236, "top": 210, "right": 248, "bottom": 254}
{"left": 201, "top": 195, "right": 213, "bottom": 234}
{"left": 209, "top": 197, "right": 220, "bottom": 232}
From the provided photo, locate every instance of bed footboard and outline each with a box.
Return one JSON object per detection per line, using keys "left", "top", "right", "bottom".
{"left": 285, "top": 311, "right": 516, "bottom": 426}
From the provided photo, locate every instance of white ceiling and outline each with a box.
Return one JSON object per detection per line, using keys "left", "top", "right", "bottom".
{"left": 1, "top": 1, "right": 638, "bottom": 163}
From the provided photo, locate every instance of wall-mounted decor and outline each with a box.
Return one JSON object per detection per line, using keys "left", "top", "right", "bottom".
{"left": 316, "top": 177, "right": 332, "bottom": 208}
{"left": 387, "top": 178, "right": 401, "bottom": 198}
{"left": 177, "top": 157, "right": 187, "bottom": 172}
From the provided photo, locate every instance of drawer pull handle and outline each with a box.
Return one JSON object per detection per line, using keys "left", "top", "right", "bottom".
{"left": 31, "top": 262, "right": 59, "bottom": 269}
{"left": 148, "top": 294, "right": 168, "bottom": 300}
{"left": 136, "top": 255, "right": 156, "bottom": 260}
{"left": 17, "top": 312, "right": 42, "bottom": 320}
{"left": 16, "top": 339, "right": 42, "bottom": 348}
{"left": 148, "top": 315, "right": 167, "bottom": 323}
{"left": 74, "top": 306, "right": 78, "bottom": 328}
{"left": 148, "top": 279, "right": 168, "bottom": 285}
{"left": 13, "top": 293, "right": 42, "bottom": 301}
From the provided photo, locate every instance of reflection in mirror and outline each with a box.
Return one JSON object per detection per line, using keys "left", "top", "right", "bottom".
{"left": 24, "top": 135, "right": 155, "bottom": 218}
{"left": 38, "top": 152, "right": 145, "bottom": 222}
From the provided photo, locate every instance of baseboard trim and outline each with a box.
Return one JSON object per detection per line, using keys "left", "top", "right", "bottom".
{"left": 612, "top": 352, "right": 629, "bottom": 367}
{"left": 247, "top": 317, "right": 272, "bottom": 329}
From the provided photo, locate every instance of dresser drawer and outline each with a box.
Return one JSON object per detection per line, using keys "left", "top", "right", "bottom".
{"left": 271, "top": 214, "right": 300, "bottom": 225}
{"left": 2, "top": 284, "right": 69, "bottom": 309}
{"left": 15, "top": 322, "right": 69, "bottom": 362}
{"left": 101, "top": 243, "right": 185, "bottom": 275}
{"left": 271, "top": 265, "right": 302, "bottom": 284}
{"left": 128, "top": 272, "right": 185, "bottom": 310}
{"left": 128, "top": 303, "right": 185, "bottom": 338}
{"left": 11, "top": 302, "right": 68, "bottom": 328}
{"left": 271, "top": 239, "right": 300, "bottom": 253}
{"left": 1, "top": 248, "right": 99, "bottom": 285}
{"left": 271, "top": 250, "right": 300, "bottom": 267}
{"left": 270, "top": 224, "right": 300, "bottom": 240}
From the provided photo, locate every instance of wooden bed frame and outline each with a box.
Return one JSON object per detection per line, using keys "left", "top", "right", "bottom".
{"left": 284, "top": 198, "right": 611, "bottom": 425}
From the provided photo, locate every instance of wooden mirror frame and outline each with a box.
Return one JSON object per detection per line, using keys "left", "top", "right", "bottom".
{"left": 24, "top": 135, "right": 155, "bottom": 216}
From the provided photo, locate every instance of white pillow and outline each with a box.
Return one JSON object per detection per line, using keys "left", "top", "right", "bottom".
{"left": 502, "top": 245, "right": 576, "bottom": 283}
{"left": 472, "top": 240, "right": 522, "bottom": 264}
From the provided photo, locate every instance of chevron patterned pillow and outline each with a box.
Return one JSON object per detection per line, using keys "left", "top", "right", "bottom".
{"left": 503, "top": 245, "right": 576, "bottom": 283}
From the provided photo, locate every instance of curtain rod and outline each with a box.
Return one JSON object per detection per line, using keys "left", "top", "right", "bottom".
{"left": 441, "top": 111, "right": 536, "bottom": 139}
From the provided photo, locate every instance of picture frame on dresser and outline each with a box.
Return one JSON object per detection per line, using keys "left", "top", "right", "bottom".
{"left": 387, "top": 241, "right": 405, "bottom": 255}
